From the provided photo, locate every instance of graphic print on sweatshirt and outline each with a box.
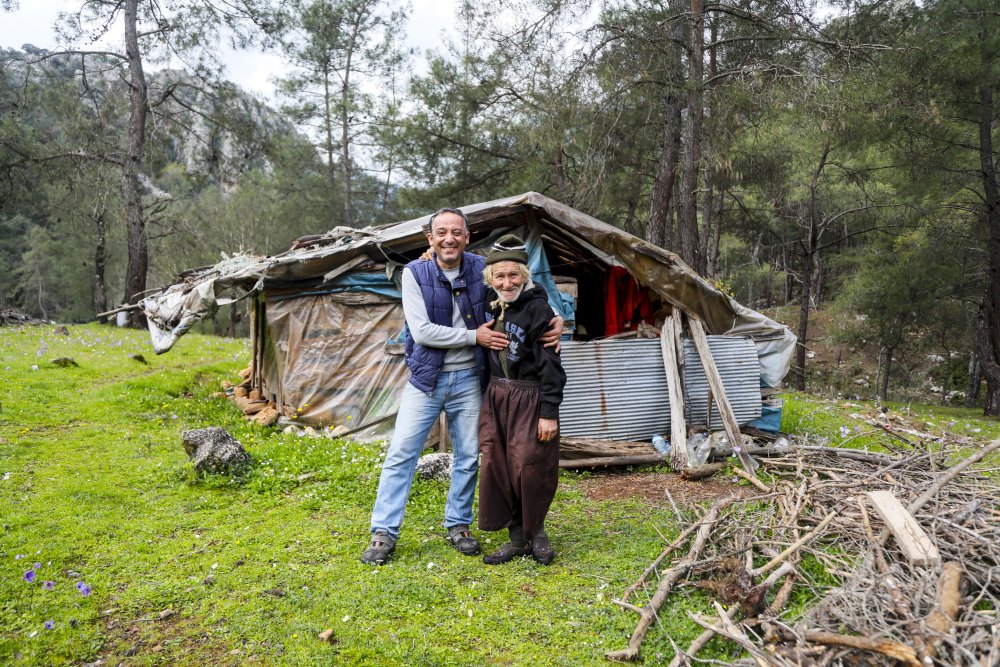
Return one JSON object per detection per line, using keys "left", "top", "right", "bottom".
{"left": 504, "top": 320, "right": 527, "bottom": 363}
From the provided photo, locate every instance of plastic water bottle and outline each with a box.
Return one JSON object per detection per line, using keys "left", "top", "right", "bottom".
{"left": 651, "top": 434, "right": 671, "bottom": 454}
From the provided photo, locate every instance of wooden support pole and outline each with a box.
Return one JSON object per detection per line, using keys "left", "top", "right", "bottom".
{"left": 687, "top": 317, "right": 758, "bottom": 477}
{"left": 660, "top": 313, "right": 689, "bottom": 470}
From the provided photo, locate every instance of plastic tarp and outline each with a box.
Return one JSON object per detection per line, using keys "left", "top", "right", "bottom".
{"left": 269, "top": 273, "right": 402, "bottom": 302}
{"left": 260, "top": 291, "right": 407, "bottom": 435}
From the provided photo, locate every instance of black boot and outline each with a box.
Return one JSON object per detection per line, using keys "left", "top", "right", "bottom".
{"left": 531, "top": 529, "right": 555, "bottom": 565}
{"left": 483, "top": 525, "right": 530, "bottom": 565}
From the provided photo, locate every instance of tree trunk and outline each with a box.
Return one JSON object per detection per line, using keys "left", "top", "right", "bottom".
{"left": 646, "top": 9, "right": 684, "bottom": 250}
{"left": 700, "top": 15, "right": 720, "bottom": 277}
{"left": 976, "top": 31, "right": 1000, "bottom": 416}
{"left": 340, "top": 1, "right": 371, "bottom": 229}
{"left": 794, "top": 262, "right": 812, "bottom": 391}
{"left": 701, "top": 134, "right": 716, "bottom": 275}
{"left": 122, "top": 0, "right": 149, "bottom": 327}
{"left": 323, "top": 65, "right": 338, "bottom": 188}
{"left": 93, "top": 209, "right": 107, "bottom": 322}
{"left": 966, "top": 346, "right": 982, "bottom": 408}
{"left": 340, "top": 72, "right": 354, "bottom": 227}
{"left": 877, "top": 345, "right": 894, "bottom": 400}
{"left": 792, "top": 138, "right": 832, "bottom": 391}
{"left": 227, "top": 302, "right": 242, "bottom": 338}
{"left": 625, "top": 195, "right": 639, "bottom": 236}
{"left": 678, "top": 0, "right": 704, "bottom": 272}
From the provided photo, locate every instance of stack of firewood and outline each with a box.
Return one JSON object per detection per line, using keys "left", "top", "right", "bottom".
{"left": 607, "top": 410, "right": 1000, "bottom": 666}
{"left": 220, "top": 367, "right": 280, "bottom": 426}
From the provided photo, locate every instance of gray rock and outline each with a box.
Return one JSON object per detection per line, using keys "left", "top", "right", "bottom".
{"left": 181, "top": 427, "right": 252, "bottom": 475}
{"left": 415, "top": 452, "right": 452, "bottom": 481}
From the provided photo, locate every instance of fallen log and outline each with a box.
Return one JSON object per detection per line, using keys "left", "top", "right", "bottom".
{"left": 680, "top": 462, "right": 726, "bottom": 480}
{"left": 778, "top": 628, "right": 921, "bottom": 667}
{"left": 559, "top": 454, "right": 668, "bottom": 469}
{"left": 924, "top": 561, "right": 963, "bottom": 659}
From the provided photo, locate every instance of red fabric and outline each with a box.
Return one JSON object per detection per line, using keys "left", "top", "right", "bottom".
{"left": 604, "top": 266, "right": 655, "bottom": 336}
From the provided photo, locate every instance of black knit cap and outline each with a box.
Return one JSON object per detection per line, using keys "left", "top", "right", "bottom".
{"left": 486, "top": 234, "right": 529, "bottom": 265}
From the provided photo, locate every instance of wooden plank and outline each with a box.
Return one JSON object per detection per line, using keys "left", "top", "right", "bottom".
{"left": 660, "top": 313, "right": 689, "bottom": 470}
{"left": 321, "top": 255, "right": 369, "bottom": 283}
{"left": 866, "top": 490, "right": 941, "bottom": 566}
{"left": 687, "top": 317, "right": 759, "bottom": 477}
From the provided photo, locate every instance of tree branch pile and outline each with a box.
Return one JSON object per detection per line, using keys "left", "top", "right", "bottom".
{"left": 607, "top": 424, "right": 1000, "bottom": 666}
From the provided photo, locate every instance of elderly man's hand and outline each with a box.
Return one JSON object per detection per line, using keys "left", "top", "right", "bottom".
{"left": 476, "top": 320, "right": 508, "bottom": 351}
{"left": 537, "top": 418, "right": 558, "bottom": 442}
{"left": 540, "top": 315, "right": 564, "bottom": 352}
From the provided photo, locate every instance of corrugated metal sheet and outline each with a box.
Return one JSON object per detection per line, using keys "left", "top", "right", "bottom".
{"left": 559, "top": 336, "right": 761, "bottom": 440}
{"left": 560, "top": 339, "right": 669, "bottom": 440}
{"left": 682, "top": 336, "right": 762, "bottom": 429}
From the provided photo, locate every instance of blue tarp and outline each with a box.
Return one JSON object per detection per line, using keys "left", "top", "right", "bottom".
{"left": 522, "top": 225, "right": 576, "bottom": 324}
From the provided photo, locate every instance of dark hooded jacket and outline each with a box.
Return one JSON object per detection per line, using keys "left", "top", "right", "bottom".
{"left": 485, "top": 285, "right": 566, "bottom": 419}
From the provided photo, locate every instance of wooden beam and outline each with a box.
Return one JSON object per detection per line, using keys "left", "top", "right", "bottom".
{"left": 866, "top": 490, "right": 941, "bottom": 566}
{"left": 559, "top": 454, "right": 669, "bottom": 469}
{"left": 687, "top": 317, "right": 759, "bottom": 477}
{"left": 660, "top": 313, "right": 689, "bottom": 470}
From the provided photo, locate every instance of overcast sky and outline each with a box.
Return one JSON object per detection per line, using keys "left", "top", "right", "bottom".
{"left": 0, "top": 0, "right": 460, "bottom": 101}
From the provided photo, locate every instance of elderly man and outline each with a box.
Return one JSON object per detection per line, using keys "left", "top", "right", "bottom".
{"left": 477, "top": 235, "right": 567, "bottom": 565}
{"left": 362, "top": 209, "right": 561, "bottom": 565}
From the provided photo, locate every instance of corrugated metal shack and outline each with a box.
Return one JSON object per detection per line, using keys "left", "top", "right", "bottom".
{"left": 140, "top": 192, "right": 796, "bottom": 464}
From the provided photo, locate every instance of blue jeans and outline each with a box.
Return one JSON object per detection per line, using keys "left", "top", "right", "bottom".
{"left": 370, "top": 368, "right": 483, "bottom": 542}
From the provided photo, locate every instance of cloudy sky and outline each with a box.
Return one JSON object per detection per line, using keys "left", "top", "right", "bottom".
{"left": 0, "top": 0, "right": 460, "bottom": 100}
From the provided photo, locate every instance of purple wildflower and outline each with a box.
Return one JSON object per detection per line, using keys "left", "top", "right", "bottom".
{"left": 24, "top": 569, "right": 36, "bottom": 583}
{"left": 44, "top": 621, "right": 55, "bottom": 630}
{"left": 43, "top": 581, "right": 56, "bottom": 591}
{"left": 14, "top": 554, "right": 23, "bottom": 560}
{"left": 33, "top": 562, "right": 41, "bottom": 570}
{"left": 76, "top": 581, "right": 92, "bottom": 596}
{"left": 839, "top": 426, "right": 850, "bottom": 438}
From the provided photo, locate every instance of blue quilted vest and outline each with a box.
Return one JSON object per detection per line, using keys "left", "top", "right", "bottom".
{"left": 403, "top": 252, "right": 490, "bottom": 393}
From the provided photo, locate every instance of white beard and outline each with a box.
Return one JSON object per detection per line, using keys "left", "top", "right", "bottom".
{"left": 496, "top": 279, "right": 533, "bottom": 303}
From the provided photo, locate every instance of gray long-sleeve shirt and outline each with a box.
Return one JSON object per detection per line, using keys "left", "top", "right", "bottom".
{"left": 401, "top": 266, "right": 478, "bottom": 371}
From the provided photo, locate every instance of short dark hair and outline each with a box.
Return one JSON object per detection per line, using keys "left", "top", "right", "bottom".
{"left": 425, "top": 207, "right": 469, "bottom": 234}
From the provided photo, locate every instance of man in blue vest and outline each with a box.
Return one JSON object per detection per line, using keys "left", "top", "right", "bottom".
{"left": 362, "top": 207, "right": 561, "bottom": 565}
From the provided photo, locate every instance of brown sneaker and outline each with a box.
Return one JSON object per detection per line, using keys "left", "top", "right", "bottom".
{"left": 361, "top": 530, "right": 395, "bottom": 565}
{"left": 446, "top": 525, "right": 481, "bottom": 556}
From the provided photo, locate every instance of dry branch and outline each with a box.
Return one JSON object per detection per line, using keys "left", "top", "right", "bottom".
{"left": 607, "top": 497, "right": 734, "bottom": 662}
{"left": 786, "top": 629, "right": 921, "bottom": 667}
{"left": 606, "top": 419, "right": 1000, "bottom": 667}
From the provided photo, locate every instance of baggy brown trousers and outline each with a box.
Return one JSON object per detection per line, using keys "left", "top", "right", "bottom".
{"left": 477, "top": 377, "right": 559, "bottom": 541}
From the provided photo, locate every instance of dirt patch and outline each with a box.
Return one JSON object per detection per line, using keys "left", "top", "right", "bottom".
{"left": 101, "top": 610, "right": 243, "bottom": 666}
{"left": 579, "top": 470, "right": 755, "bottom": 507}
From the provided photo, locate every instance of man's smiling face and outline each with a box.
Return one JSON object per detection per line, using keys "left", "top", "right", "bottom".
{"left": 428, "top": 211, "right": 469, "bottom": 270}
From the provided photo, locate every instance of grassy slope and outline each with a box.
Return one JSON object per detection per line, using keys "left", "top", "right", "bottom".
{"left": 2, "top": 324, "right": 997, "bottom": 666}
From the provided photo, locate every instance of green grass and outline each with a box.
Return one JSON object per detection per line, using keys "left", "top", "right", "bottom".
{"left": 3, "top": 325, "right": 997, "bottom": 666}
{"left": 781, "top": 393, "right": 1000, "bottom": 454}
{"left": 0, "top": 324, "right": 702, "bottom": 666}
